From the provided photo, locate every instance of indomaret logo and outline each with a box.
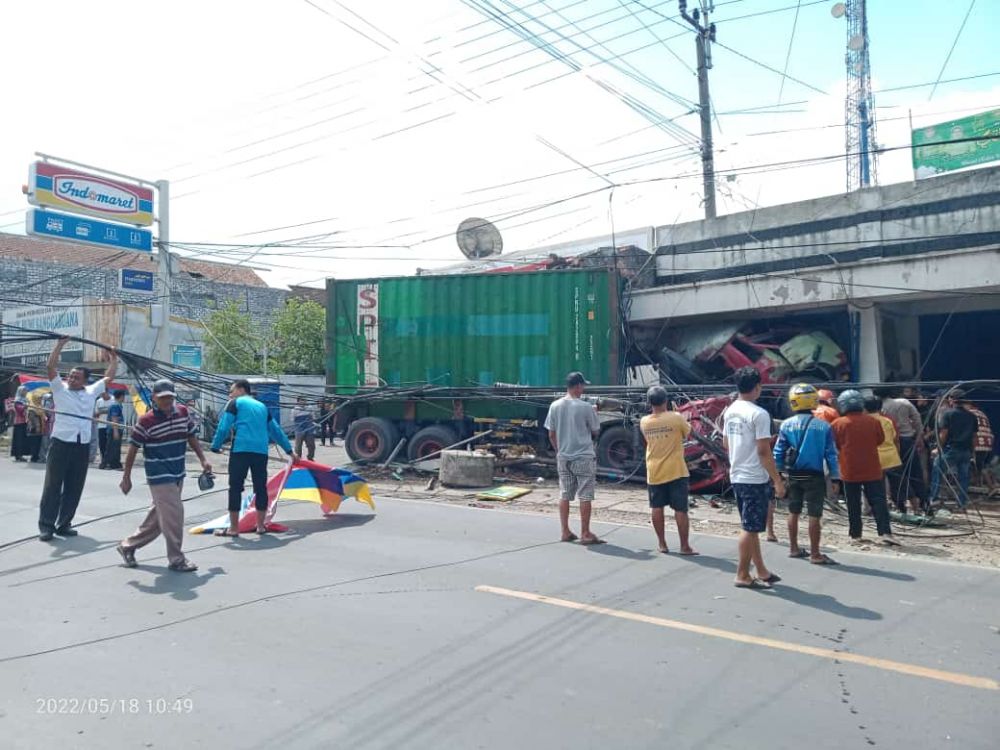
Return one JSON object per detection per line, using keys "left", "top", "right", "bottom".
{"left": 54, "top": 175, "right": 138, "bottom": 213}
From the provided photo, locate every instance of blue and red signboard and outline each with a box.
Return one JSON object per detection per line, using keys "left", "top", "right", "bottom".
{"left": 28, "top": 161, "right": 154, "bottom": 226}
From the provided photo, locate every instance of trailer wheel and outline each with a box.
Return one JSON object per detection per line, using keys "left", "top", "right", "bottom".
{"left": 345, "top": 417, "right": 400, "bottom": 463}
{"left": 406, "top": 425, "right": 459, "bottom": 462}
{"left": 597, "top": 425, "right": 642, "bottom": 472}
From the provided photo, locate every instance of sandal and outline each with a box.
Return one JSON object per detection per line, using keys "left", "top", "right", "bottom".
{"left": 810, "top": 554, "right": 839, "bottom": 565}
{"left": 214, "top": 529, "right": 240, "bottom": 538}
{"left": 579, "top": 537, "right": 606, "bottom": 546}
{"left": 735, "top": 578, "right": 772, "bottom": 590}
{"left": 168, "top": 560, "right": 198, "bottom": 573}
{"left": 763, "top": 573, "right": 782, "bottom": 584}
{"left": 788, "top": 549, "right": 809, "bottom": 559}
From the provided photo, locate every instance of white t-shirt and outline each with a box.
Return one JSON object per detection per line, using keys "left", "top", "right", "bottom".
{"left": 49, "top": 376, "right": 107, "bottom": 444}
{"left": 723, "top": 398, "right": 772, "bottom": 484}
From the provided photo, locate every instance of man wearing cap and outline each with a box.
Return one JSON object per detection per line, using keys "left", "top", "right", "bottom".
{"left": 38, "top": 337, "right": 118, "bottom": 541}
{"left": 544, "top": 372, "right": 603, "bottom": 545}
{"left": 116, "top": 379, "right": 212, "bottom": 571}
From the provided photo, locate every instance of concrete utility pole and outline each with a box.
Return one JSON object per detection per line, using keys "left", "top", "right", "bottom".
{"left": 679, "top": 0, "right": 717, "bottom": 220}
{"left": 154, "top": 179, "right": 172, "bottom": 365}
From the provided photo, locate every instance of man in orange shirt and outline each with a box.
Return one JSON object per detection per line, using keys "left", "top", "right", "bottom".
{"left": 831, "top": 390, "right": 898, "bottom": 546}
{"left": 813, "top": 389, "right": 840, "bottom": 425}
{"left": 640, "top": 386, "right": 697, "bottom": 555}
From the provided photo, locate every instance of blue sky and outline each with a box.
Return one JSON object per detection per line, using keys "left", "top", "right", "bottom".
{"left": 0, "top": 0, "right": 997, "bottom": 286}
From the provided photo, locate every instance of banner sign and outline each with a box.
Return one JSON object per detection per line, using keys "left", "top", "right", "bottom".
{"left": 1, "top": 302, "right": 83, "bottom": 362}
{"left": 120, "top": 268, "right": 155, "bottom": 292}
{"left": 28, "top": 161, "right": 154, "bottom": 226}
{"left": 912, "top": 108, "right": 1000, "bottom": 178}
{"left": 171, "top": 344, "right": 203, "bottom": 369}
{"left": 27, "top": 209, "right": 152, "bottom": 252}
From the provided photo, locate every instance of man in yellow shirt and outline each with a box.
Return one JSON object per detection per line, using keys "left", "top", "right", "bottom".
{"left": 640, "top": 386, "right": 698, "bottom": 555}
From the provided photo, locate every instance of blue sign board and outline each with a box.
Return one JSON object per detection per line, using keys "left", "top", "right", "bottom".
{"left": 26, "top": 208, "right": 152, "bottom": 252}
{"left": 172, "top": 345, "right": 203, "bottom": 369}
{"left": 120, "top": 268, "right": 154, "bottom": 292}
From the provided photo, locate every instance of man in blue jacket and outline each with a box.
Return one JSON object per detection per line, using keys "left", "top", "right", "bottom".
{"left": 774, "top": 384, "right": 841, "bottom": 565}
{"left": 210, "top": 380, "right": 298, "bottom": 536}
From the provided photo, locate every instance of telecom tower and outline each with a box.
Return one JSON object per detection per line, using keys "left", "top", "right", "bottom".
{"left": 836, "top": 0, "right": 878, "bottom": 191}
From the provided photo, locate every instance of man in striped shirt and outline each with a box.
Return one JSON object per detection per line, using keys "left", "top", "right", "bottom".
{"left": 116, "top": 379, "right": 212, "bottom": 572}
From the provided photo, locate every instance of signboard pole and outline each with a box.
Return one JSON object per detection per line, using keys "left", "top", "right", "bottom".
{"left": 154, "top": 179, "right": 172, "bottom": 364}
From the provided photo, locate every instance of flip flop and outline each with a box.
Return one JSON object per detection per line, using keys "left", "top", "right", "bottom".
{"left": 810, "top": 554, "right": 839, "bottom": 565}
{"left": 678, "top": 549, "right": 700, "bottom": 556}
{"left": 789, "top": 549, "right": 809, "bottom": 559}
{"left": 214, "top": 529, "right": 239, "bottom": 538}
{"left": 735, "top": 578, "right": 771, "bottom": 590}
{"left": 766, "top": 536, "right": 779, "bottom": 543}
{"left": 579, "top": 537, "right": 606, "bottom": 546}
{"left": 880, "top": 536, "right": 901, "bottom": 547}
{"left": 256, "top": 528, "right": 269, "bottom": 535}
{"left": 560, "top": 533, "right": 579, "bottom": 543}
{"left": 659, "top": 548, "right": 670, "bottom": 555}
{"left": 763, "top": 573, "right": 782, "bottom": 584}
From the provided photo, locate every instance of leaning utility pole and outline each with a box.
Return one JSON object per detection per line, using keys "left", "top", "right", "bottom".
{"left": 680, "top": 0, "right": 717, "bottom": 220}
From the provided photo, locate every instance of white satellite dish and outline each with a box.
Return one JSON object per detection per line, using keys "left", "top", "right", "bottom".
{"left": 831, "top": 2, "right": 846, "bottom": 18}
{"left": 848, "top": 34, "right": 865, "bottom": 51}
{"left": 456, "top": 217, "right": 503, "bottom": 259}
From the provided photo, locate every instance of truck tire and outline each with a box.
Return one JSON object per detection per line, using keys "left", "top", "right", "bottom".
{"left": 345, "top": 417, "right": 400, "bottom": 464}
{"left": 596, "top": 425, "right": 642, "bottom": 472}
{"left": 407, "top": 425, "right": 459, "bottom": 462}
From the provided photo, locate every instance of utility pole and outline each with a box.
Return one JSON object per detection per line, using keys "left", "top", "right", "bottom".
{"left": 680, "top": 0, "right": 717, "bottom": 220}
{"left": 154, "top": 179, "right": 172, "bottom": 365}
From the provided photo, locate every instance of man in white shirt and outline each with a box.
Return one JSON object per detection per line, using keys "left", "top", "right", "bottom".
{"left": 723, "top": 367, "right": 785, "bottom": 589}
{"left": 38, "top": 337, "right": 117, "bottom": 541}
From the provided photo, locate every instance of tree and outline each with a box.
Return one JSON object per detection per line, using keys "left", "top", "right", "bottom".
{"left": 203, "top": 301, "right": 264, "bottom": 374}
{"left": 270, "top": 297, "right": 325, "bottom": 375}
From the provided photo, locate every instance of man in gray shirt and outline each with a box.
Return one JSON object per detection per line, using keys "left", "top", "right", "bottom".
{"left": 544, "top": 372, "right": 603, "bottom": 545}
{"left": 875, "top": 387, "right": 928, "bottom": 513}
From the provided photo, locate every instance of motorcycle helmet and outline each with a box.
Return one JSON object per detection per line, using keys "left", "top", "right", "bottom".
{"left": 837, "top": 389, "right": 865, "bottom": 414}
{"left": 788, "top": 383, "right": 819, "bottom": 412}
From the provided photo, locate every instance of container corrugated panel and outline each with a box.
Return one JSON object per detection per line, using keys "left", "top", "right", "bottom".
{"left": 326, "top": 269, "right": 621, "bottom": 391}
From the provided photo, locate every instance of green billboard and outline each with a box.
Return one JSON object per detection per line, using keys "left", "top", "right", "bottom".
{"left": 912, "top": 108, "right": 1000, "bottom": 178}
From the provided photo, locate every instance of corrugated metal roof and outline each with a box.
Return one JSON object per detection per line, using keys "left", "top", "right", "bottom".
{"left": 0, "top": 232, "right": 268, "bottom": 287}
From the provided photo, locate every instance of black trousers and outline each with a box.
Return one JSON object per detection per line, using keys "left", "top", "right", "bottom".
{"left": 10, "top": 423, "right": 28, "bottom": 458}
{"left": 105, "top": 433, "right": 122, "bottom": 469}
{"left": 319, "top": 417, "right": 333, "bottom": 444}
{"left": 843, "top": 479, "right": 892, "bottom": 538}
{"left": 228, "top": 452, "right": 269, "bottom": 512}
{"left": 98, "top": 427, "right": 109, "bottom": 466}
{"left": 38, "top": 438, "right": 91, "bottom": 533}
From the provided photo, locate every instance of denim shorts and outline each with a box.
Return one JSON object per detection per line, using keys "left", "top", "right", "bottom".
{"left": 732, "top": 482, "right": 773, "bottom": 533}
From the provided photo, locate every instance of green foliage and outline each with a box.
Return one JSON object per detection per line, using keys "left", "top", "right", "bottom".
{"left": 270, "top": 298, "right": 325, "bottom": 375}
{"left": 203, "top": 301, "right": 264, "bottom": 374}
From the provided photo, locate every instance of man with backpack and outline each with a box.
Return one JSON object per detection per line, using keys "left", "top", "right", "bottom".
{"left": 774, "top": 384, "right": 841, "bottom": 565}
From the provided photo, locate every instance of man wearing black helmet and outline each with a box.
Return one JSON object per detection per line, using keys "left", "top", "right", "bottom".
{"left": 116, "top": 379, "right": 212, "bottom": 572}
{"left": 831, "top": 390, "right": 898, "bottom": 546}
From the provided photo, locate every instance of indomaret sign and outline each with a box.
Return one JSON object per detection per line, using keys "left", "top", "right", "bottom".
{"left": 356, "top": 283, "right": 380, "bottom": 387}
{"left": 28, "top": 161, "right": 154, "bottom": 226}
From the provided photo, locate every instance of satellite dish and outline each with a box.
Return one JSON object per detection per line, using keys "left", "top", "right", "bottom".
{"left": 456, "top": 217, "right": 503, "bottom": 259}
{"left": 848, "top": 34, "right": 865, "bottom": 51}
{"left": 831, "top": 2, "right": 846, "bottom": 18}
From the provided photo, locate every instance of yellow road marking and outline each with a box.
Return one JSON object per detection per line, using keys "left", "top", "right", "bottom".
{"left": 475, "top": 585, "right": 999, "bottom": 691}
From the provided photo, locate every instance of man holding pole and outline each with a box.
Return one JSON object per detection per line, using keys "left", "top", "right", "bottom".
{"left": 38, "top": 337, "right": 117, "bottom": 541}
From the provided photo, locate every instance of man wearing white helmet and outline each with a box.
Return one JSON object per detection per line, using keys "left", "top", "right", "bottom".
{"left": 831, "top": 390, "right": 898, "bottom": 546}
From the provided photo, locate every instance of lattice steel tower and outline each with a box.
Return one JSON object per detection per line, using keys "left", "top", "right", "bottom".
{"left": 840, "top": 0, "right": 878, "bottom": 191}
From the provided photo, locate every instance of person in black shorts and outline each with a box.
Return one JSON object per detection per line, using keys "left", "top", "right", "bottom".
{"left": 774, "top": 384, "right": 842, "bottom": 565}
{"left": 640, "top": 386, "right": 698, "bottom": 555}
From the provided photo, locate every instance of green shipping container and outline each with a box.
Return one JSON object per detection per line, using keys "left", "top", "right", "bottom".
{"left": 326, "top": 269, "right": 622, "bottom": 391}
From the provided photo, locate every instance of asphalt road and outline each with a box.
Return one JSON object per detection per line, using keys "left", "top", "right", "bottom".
{"left": 1, "top": 459, "right": 998, "bottom": 749}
